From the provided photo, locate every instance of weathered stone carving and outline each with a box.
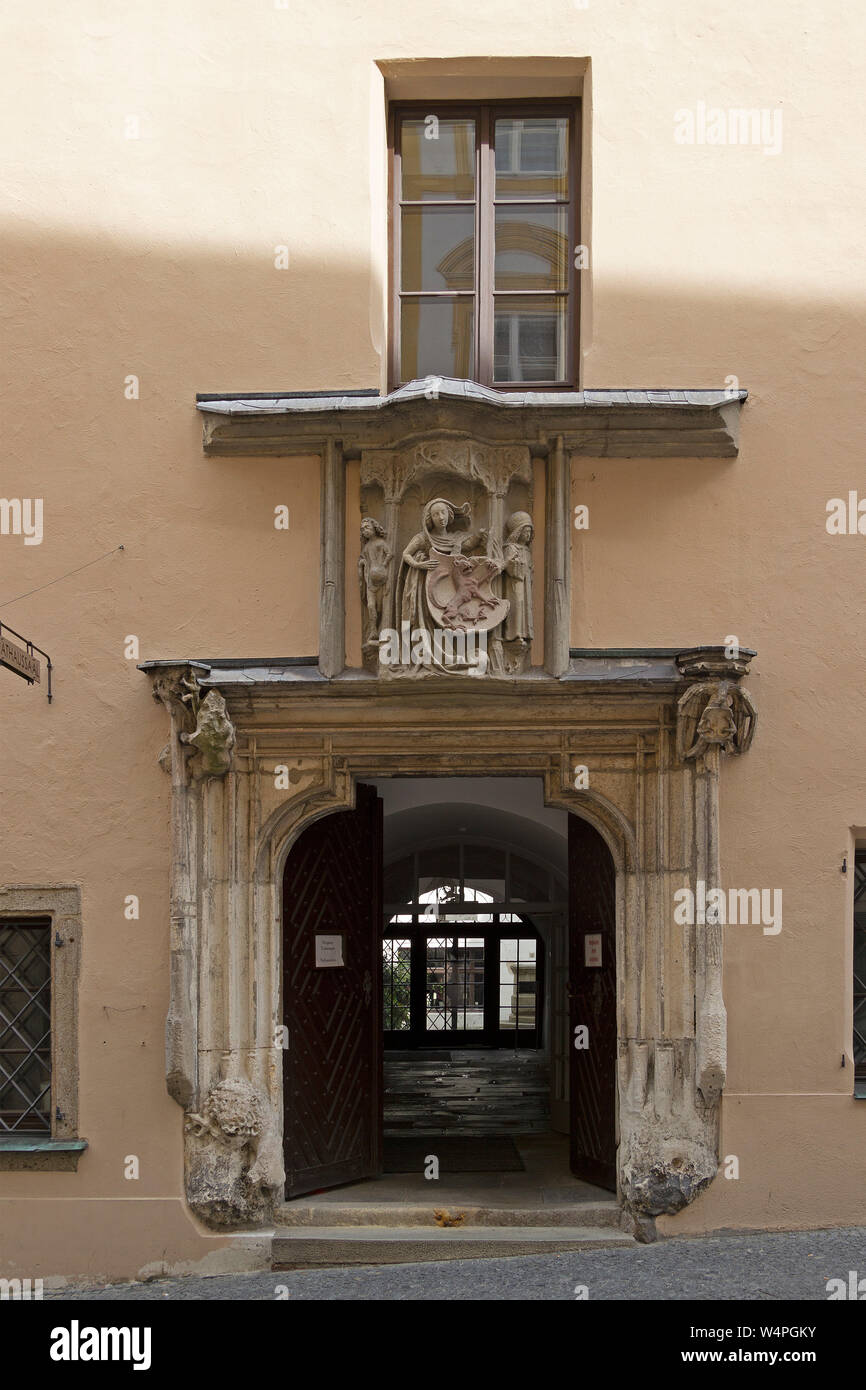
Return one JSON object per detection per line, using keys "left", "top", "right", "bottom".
{"left": 360, "top": 439, "right": 534, "bottom": 676}
{"left": 618, "top": 1039, "right": 719, "bottom": 1218}
{"left": 677, "top": 679, "right": 757, "bottom": 762}
{"left": 185, "top": 1078, "right": 284, "bottom": 1226}
{"left": 179, "top": 685, "right": 236, "bottom": 779}
{"left": 502, "top": 510, "right": 534, "bottom": 674}
{"left": 358, "top": 517, "right": 392, "bottom": 651}
{"left": 151, "top": 667, "right": 235, "bottom": 779}
{"left": 675, "top": 667, "right": 758, "bottom": 1111}
{"left": 390, "top": 497, "right": 506, "bottom": 676}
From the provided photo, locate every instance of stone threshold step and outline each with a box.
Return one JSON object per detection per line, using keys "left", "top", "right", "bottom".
{"left": 272, "top": 1226, "right": 635, "bottom": 1268}
{"left": 275, "top": 1201, "right": 623, "bottom": 1229}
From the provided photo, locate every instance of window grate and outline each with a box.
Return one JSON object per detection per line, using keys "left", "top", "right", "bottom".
{"left": 0, "top": 919, "right": 51, "bottom": 1132}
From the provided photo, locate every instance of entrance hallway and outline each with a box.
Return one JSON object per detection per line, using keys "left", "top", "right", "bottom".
{"left": 278, "top": 1134, "right": 610, "bottom": 1214}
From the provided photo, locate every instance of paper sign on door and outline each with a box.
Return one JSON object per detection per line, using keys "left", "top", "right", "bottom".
{"left": 584, "top": 933, "right": 602, "bottom": 967}
{"left": 315, "top": 933, "right": 345, "bottom": 968}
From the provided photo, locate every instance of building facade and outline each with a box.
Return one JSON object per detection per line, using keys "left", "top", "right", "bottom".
{"left": 1, "top": 4, "right": 865, "bottom": 1283}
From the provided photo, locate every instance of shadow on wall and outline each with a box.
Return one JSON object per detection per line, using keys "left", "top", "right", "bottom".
{"left": 2, "top": 220, "right": 864, "bottom": 668}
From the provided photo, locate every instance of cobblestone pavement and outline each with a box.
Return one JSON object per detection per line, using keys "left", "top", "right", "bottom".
{"left": 47, "top": 1226, "right": 866, "bottom": 1300}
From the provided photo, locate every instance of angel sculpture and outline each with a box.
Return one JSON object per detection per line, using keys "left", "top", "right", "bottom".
{"left": 676, "top": 679, "right": 757, "bottom": 762}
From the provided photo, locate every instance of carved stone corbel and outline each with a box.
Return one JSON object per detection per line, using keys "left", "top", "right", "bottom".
{"left": 185, "top": 1077, "right": 285, "bottom": 1227}
{"left": 676, "top": 678, "right": 756, "bottom": 765}
{"left": 179, "top": 686, "right": 236, "bottom": 780}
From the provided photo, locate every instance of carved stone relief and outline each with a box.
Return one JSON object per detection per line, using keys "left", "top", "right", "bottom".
{"left": 152, "top": 668, "right": 235, "bottom": 781}
{"left": 677, "top": 678, "right": 757, "bottom": 762}
{"left": 185, "top": 1078, "right": 284, "bottom": 1226}
{"left": 360, "top": 441, "right": 535, "bottom": 677}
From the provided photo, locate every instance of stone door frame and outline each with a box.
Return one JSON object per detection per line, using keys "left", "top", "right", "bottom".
{"left": 145, "top": 648, "right": 756, "bottom": 1230}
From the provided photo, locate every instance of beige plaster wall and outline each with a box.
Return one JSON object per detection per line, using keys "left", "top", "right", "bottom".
{"left": 1, "top": 2, "right": 864, "bottom": 1275}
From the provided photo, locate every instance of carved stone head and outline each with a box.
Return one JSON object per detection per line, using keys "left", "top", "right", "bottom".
{"left": 506, "top": 510, "right": 534, "bottom": 545}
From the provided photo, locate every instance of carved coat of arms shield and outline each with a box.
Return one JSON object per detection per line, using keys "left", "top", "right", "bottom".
{"left": 426, "top": 553, "right": 509, "bottom": 632}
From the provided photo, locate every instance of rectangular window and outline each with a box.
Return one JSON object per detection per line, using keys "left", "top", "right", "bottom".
{"left": 0, "top": 887, "right": 82, "bottom": 1168}
{"left": 0, "top": 918, "right": 51, "bottom": 1132}
{"left": 854, "top": 852, "right": 866, "bottom": 1091}
{"left": 390, "top": 102, "right": 579, "bottom": 390}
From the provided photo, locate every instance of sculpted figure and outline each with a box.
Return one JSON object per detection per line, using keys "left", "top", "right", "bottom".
{"left": 358, "top": 517, "right": 392, "bottom": 647}
{"left": 185, "top": 1078, "right": 284, "bottom": 1192}
{"left": 676, "top": 679, "right": 757, "bottom": 762}
{"left": 179, "top": 688, "right": 235, "bottom": 778}
{"left": 396, "top": 498, "right": 505, "bottom": 634}
{"left": 502, "top": 511, "right": 534, "bottom": 644}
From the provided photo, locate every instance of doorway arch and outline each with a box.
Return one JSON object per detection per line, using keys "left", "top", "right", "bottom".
{"left": 278, "top": 777, "right": 620, "bottom": 1200}
{"left": 150, "top": 665, "right": 735, "bottom": 1229}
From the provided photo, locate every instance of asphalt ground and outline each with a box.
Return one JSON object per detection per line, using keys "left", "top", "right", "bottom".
{"left": 46, "top": 1224, "right": 866, "bottom": 1300}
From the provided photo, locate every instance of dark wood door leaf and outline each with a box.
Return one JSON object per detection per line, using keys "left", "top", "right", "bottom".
{"left": 568, "top": 813, "right": 617, "bottom": 1191}
{"left": 282, "top": 784, "right": 383, "bottom": 1198}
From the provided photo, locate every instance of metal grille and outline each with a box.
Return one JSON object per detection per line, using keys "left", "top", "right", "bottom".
{"left": 854, "top": 855, "right": 866, "bottom": 1082}
{"left": 425, "top": 937, "right": 485, "bottom": 1031}
{"left": 383, "top": 938, "right": 411, "bottom": 1031}
{"left": 0, "top": 919, "right": 51, "bottom": 1132}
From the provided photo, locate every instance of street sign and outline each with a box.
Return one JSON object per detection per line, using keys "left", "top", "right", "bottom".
{"left": 0, "top": 631, "right": 40, "bottom": 683}
{"left": 0, "top": 622, "right": 51, "bottom": 699}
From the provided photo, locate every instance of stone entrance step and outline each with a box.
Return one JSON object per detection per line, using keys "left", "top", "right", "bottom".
{"left": 275, "top": 1200, "right": 623, "bottom": 1230}
{"left": 271, "top": 1224, "right": 636, "bottom": 1269}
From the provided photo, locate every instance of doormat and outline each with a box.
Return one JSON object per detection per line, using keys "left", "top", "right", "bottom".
{"left": 383, "top": 1136, "right": 525, "bottom": 1173}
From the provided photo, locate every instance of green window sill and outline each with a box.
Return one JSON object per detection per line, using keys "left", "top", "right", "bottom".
{"left": 0, "top": 1138, "right": 88, "bottom": 1171}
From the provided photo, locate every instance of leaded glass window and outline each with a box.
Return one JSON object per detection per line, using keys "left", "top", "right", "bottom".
{"left": 0, "top": 919, "right": 51, "bottom": 1132}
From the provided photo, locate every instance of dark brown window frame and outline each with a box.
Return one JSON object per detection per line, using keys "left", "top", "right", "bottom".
{"left": 383, "top": 917, "right": 545, "bottom": 1050}
{"left": 388, "top": 99, "right": 581, "bottom": 392}
{"left": 854, "top": 850, "right": 866, "bottom": 1093}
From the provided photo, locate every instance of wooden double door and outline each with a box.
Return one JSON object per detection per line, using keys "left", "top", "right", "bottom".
{"left": 282, "top": 785, "right": 617, "bottom": 1197}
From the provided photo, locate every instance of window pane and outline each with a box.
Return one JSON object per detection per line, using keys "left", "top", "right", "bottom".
{"left": 401, "top": 207, "right": 475, "bottom": 292}
{"left": 498, "top": 937, "right": 537, "bottom": 1029}
{"left": 494, "top": 207, "right": 568, "bottom": 292}
{"left": 417, "top": 844, "right": 461, "bottom": 909}
{"left": 509, "top": 852, "right": 551, "bottom": 902}
{"left": 400, "top": 117, "right": 476, "bottom": 201}
{"left": 0, "top": 920, "right": 51, "bottom": 1132}
{"left": 401, "top": 298, "right": 475, "bottom": 381}
{"left": 493, "top": 296, "right": 567, "bottom": 383}
{"left": 382, "top": 938, "right": 412, "bottom": 1030}
{"left": 425, "top": 937, "right": 484, "bottom": 1031}
{"left": 384, "top": 854, "right": 415, "bottom": 905}
{"left": 495, "top": 117, "right": 569, "bottom": 199}
{"left": 462, "top": 842, "right": 506, "bottom": 901}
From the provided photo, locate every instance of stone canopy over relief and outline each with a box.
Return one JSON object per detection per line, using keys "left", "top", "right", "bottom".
{"left": 359, "top": 440, "right": 535, "bottom": 677}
